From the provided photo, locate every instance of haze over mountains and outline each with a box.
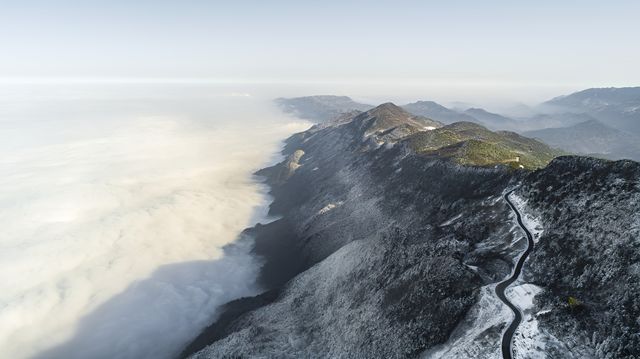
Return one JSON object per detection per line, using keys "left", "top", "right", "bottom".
{"left": 277, "top": 87, "right": 640, "bottom": 161}
{"left": 542, "top": 87, "right": 640, "bottom": 134}
{"left": 5, "top": 1, "right": 640, "bottom": 358}
{"left": 402, "top": 101, "right": 478, "bottom": 125}
{"left": 275, "top": 96, "right": 373, "bottom": 122}
{"left": 524, "top": 120, "right": 640, "bottom": 161}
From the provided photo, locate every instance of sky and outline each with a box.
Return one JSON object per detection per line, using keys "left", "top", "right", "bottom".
{"left": 0, "top": 0, "right": 639, "bottom": 97}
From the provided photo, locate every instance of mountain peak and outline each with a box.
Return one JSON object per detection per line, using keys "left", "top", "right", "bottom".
{"left": 412, "top": 100, "right": 446, "bottom": 108}
{"left": 350, "top": 103, "right": 442, "bottom": 141}
{"left": 370, "top": 102, "right": 404, "bottom": 112}
{"left": 359, "top": 102, "right": 417, "bottom": 122}
{"left": 464, "top": 107, "right": 488, "bottom": 114}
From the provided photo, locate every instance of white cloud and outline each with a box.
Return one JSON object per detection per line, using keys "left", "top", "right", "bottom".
{"left": 0, "top": 84, "right": 310, "bottom": 359}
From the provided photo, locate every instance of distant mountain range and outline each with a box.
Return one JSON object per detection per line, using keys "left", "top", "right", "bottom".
{"left": 542, "top": 87, "right": 640, "bottom": 134}
{"left": 401, "top": 101, "right": 477, "bottom": 125}
{"left": 277, "top": 87, "right": 640, "bottom": 161}
{"left": 278, "top": 102, "right": 559, "bottom": 170}
{"left": 523, "top": 112, "right": 597, "bottom": 130}
{"left": 275, "top": 95, "right": 372, "bottom": 122}
{"left": 523, "top": 119, "right": 640, "bottom": 160}
{"left": 462, "top": 108, "right": 519, "bottom": 130}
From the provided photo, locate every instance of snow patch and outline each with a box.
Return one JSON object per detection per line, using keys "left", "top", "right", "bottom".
{"left": 536, "top": 309, "right": 552, "bottom": 316}
{"left": 317, "top": 201, "right": 344, "bottom": 215}
{"left": 440, "top": 213, "right": 463, "bottom": 227}
{"left": 423, "top": 285, "right": 510, "bottom": 359}
{"left": 506, "top": 283, "right": 547, "bottom": 358}
{"left": 465, "top": 264, "right": 480, "bottom": 273}
{"left": 505, "top": 283, "right": 571, "bottom": 358}
{"left": 423, "top": 126, "right": 436, "bottom": 131}
{"left": 506, "top": 283, "right": 541, "bottom": 315}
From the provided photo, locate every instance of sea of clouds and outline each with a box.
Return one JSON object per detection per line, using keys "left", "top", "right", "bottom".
{"left": 0, "top": 83, "right": 309, "bottom": 359}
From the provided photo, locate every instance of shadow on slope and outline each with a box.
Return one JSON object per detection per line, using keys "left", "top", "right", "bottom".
{"left": 31, "top": 235, "right": 262, "bottom": 359}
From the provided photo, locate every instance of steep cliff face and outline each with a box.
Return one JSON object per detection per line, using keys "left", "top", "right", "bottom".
{"left": 182, "top": 103, "right": 640, "bottom": 358}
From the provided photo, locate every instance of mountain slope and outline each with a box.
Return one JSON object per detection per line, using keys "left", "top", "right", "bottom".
{"left": 463, "top": 108, "right": 519, "bottom": 131}
{"left": 183, "top": 105, "right": 523, "bottom": 358}
{"left": 401, "top": 101, "right": 523, "bottom": 131}
{"left": 520, "top": 112, "right": 597, "bottom": 131}
{"left": 405, "top": 121, "right": 564, "bottom": 169}
{"left": 348, "top": 102, "right": 442, "bottom": 141}
{"left": 516, "top": 157, "right": 640, "bottom": 358}
{"left": 402, "top": 101, "right": 478, "bottom": 125}
{"left": 182, "top": 102, "right": 639, "bottom": 359}
{"left": 542, "top": 87, "right": 640, "bottom": 134}
{"left": 524, "top": 119, "right": 640, "bottom": 161}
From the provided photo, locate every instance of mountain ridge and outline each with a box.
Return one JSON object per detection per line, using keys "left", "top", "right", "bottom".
{"left": 541, "top": 87, "right": 640, "bottom": 134}
{"left": 402, "top": 100, "right": 479, "bottom": 125}
{"left": 182, "top": 99, "right": 640, "bottom": 358}
{"left": 524, "top": 119, "right": 640, "bottom": 160}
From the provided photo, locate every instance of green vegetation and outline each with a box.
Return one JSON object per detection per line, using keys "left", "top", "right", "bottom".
{"left": 568, "top": 296, "right": 582, "bottom": 309}
{"left": 404, "top": 122, "right": 565, "bottom": 170}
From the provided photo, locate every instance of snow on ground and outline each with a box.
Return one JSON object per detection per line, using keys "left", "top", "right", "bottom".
{"left": 423, "top": 126, "right": 437, "bottom": 131}
{"left": 317, "top": 201, "right": 344, "bottom": 215}
{"left": 423, "top": 284, "right": 510, "bottom": 359}
{"left": 506, "top": 195, "right": 596, "bottom": 358}
{"left": 439, "top": 213, "right": 463, "bottom": 227}
{"left": 509, "top": 194, "right": 544, "bottom": 243}
{"left": 505, "top": 282, "right": 582, "bottom": 358}
{"left": 506, "top": 283, "right": 547, "bottom": 358}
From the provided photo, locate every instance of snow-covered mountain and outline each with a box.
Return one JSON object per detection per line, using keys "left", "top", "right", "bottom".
{"left": 181, "top": 101, "right": 640, "bottom": 358}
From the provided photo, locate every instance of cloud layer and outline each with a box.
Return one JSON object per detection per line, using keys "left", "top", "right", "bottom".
{"left": 0, "top": 84, "right": 309, "bottom": 358}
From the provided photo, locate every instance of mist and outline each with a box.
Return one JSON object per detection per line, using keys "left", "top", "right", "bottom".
{"left": 0, "top": 83, "right": 309, "bottom": 359}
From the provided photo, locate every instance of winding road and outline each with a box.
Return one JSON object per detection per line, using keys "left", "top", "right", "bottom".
{"left": 495, "top": 190, "right": 535, "bottom": 359}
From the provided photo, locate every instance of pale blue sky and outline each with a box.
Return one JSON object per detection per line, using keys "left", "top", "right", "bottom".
{"left": 1, "top": 0, "right": 638, "bottom": 89}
